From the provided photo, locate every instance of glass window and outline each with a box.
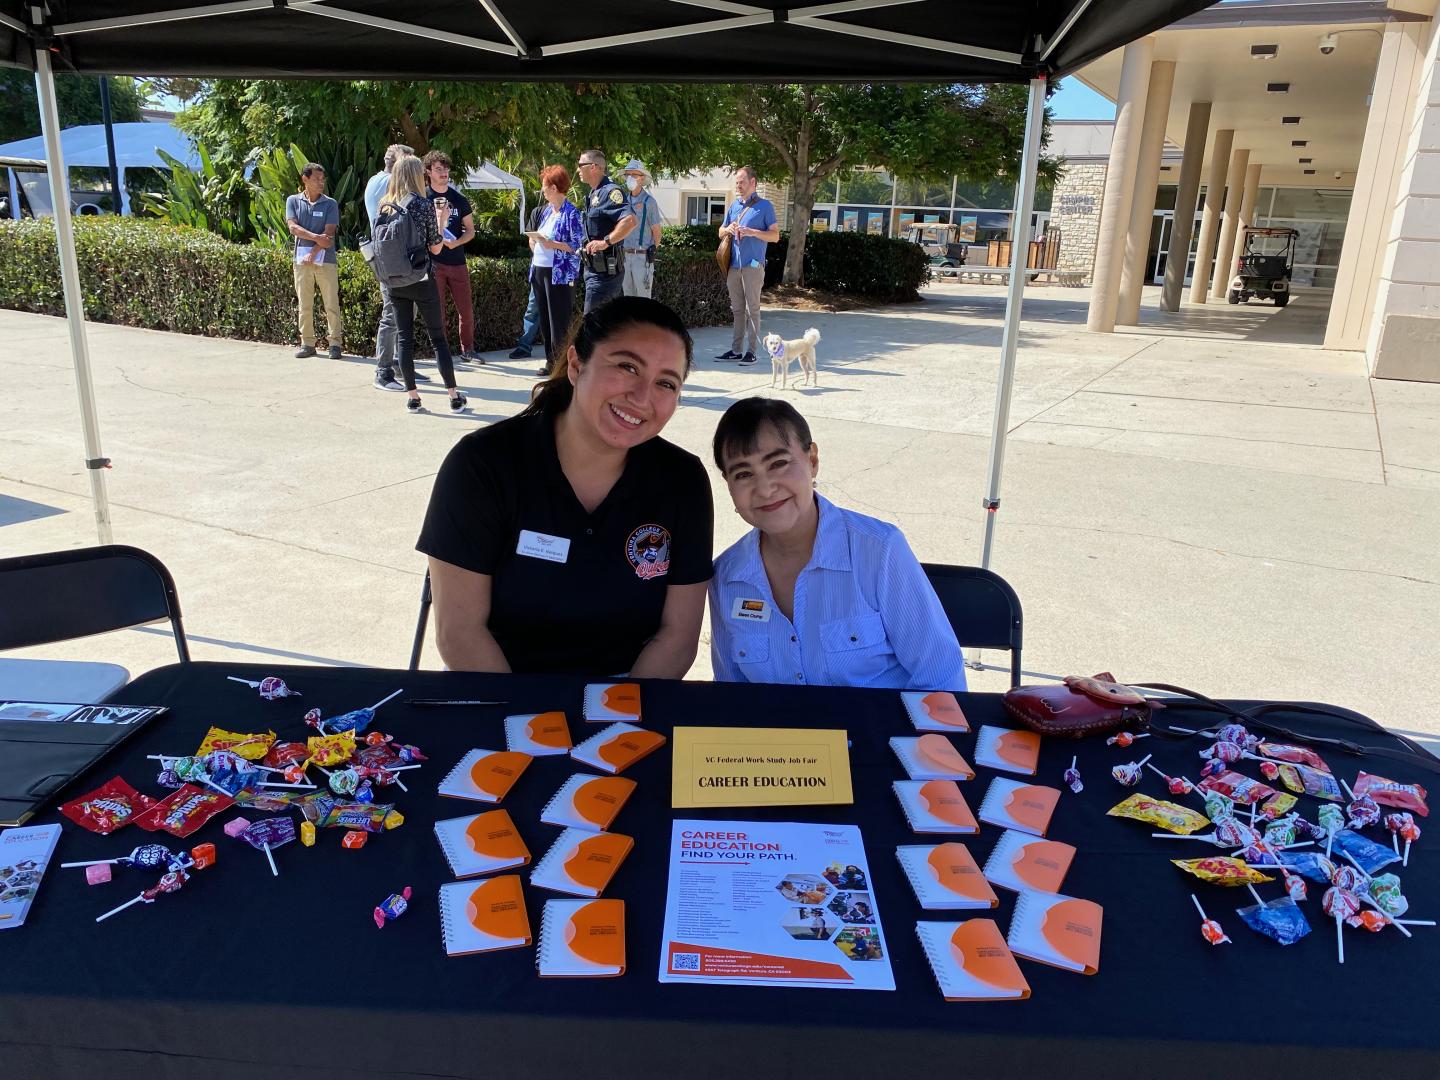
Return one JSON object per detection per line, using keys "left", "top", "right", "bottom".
{"left": 1153, "top": 185, "right": 1177, "bottom": 211}
{"left": 892, "top": 208, "right": 950, "bottom": 233}
{"left": 837, "top": 169, "right": 895, "bottom": 205}
{"left": 974, "top": 210, "right": 1013, "bottom": 243}
{"left": 1268, "top": 187, "right": 1352, "bottom": 222}
{"left": 684, "top": 194, "right": 727, "bottom": 226}
{"left": 895, "top": 179, "right": 951, "bottom": 207}
{"left": 809, "top": 208, "right": 832, "bottom": 232}
{"left": 837, "top": 207, "right": 890, "bottom": 235}
{"left": 954, "top": 178, "right": 1016, "bottom": 209}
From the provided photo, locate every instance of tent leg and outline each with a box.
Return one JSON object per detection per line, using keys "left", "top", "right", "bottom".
{"left": 36, "top": 50, "right": 114, "bottom": 544}
{"left": 979, "top": 75, "right": 1046, "bottom": 572}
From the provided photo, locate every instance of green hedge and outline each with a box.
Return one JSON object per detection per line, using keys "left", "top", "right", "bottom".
{"left": 0, "top": 217, "right": 732, "bottom": 355}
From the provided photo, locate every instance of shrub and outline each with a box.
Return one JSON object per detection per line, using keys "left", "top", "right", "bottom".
{"left": 0, "top": 217, "right": 732, "bottom": 355}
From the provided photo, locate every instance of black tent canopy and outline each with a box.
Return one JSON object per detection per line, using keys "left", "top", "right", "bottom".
{"left": 0, "top": 0, "right": 1216, "bottom": 560}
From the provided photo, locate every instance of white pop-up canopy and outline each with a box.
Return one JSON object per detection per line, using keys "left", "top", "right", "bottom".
{"left": 463, "top": 158, "right": 526, "bottom": 232}
{"left": 0, "top": 121, "right": 197, "bottom": 216}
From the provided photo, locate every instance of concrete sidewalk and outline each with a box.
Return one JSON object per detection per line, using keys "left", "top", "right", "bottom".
{"left": 3, "top": 282, "right": 1438, "bottom": 737}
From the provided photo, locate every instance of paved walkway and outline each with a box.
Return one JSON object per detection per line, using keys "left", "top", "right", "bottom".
{"left": 3, "top": 282, "right": 1438, "bottom": 738}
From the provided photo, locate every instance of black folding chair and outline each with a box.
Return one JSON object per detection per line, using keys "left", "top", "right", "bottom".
{"left": 408, "top": 570, "right": 433, "bottom": 671}
{"left": 920, "top": 563, "right": 1023, "bottom": 688}
{"left": 0, "top": 544, "right": 190, "bottom": 661}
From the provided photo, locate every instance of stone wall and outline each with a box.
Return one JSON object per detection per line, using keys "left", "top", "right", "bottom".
{"left": 1050, "top": 161, "right": 1108, "bottom": 282}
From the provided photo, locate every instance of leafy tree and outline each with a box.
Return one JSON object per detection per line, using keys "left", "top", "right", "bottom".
{"left": 0, "top": 72, "right": 144, "bottom": 144}
{"left": 709, "top": 83, "right": 1057, "bottom": 285}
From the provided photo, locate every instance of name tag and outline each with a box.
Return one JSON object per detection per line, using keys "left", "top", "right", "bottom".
{"left": 517, "top": 530, "right": 570, "bottom": 564}
{"left": 731, "top": 597, "right": 770, "bottom": 622}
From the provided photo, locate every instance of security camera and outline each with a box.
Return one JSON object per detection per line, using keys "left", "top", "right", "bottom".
{"left": 1334, "top": 171, "right": 1343, "bottom": 180}
{"left": 1319, "top": 33, "right": 1337, "bottom": 55}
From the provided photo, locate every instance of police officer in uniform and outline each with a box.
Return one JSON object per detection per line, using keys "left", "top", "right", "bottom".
{"left": 576, "top": 150, "right": 638, "bottom": 314}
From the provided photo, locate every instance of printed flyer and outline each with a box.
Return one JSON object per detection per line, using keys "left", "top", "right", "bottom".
{"left": 658, "top": 819, "right": 895, "bottom": 990}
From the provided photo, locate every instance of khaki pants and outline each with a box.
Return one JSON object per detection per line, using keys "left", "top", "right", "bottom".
{"left": 727, "top": 265, "right": 764, "bottom": 354}
{"left": 294, "top": 260, "right": 342, "bottom": 348}
{"left": 622, "top": 254, "right": 654, "bottom": 298}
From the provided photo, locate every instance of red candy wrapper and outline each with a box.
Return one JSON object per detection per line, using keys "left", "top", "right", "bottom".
{"left": 1199, "top": 771, "right": 1277, "bottom": 807}
{"left": 1255, "top": 741, "right": 1329, "bottom": 771}
{"left": 59, "top": 777, "right": 157, "bottom": 835}
{"left": 261, "top": 741, "right": 310, "bottom": 770}
{"left": 1353, "top": 772, "right": 1429, "bottom": 816}
{"left": 130, "top": 784, "right": 234, "bottom": 838}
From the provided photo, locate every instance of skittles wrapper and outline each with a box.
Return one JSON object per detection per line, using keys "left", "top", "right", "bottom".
{"left": 1237, "top": 896, "right": 1311, "bottom": 945}
{"left": 130, "top": 784, "right": 234, "bottom": 838}
{"left": 60, "top": 777, "right": 156, "bottom": 835}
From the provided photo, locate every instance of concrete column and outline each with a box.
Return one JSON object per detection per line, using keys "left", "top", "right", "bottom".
{"left": 1162, "top": 101, "right": 1211, "bottom": 312}
{"left": 1238, "top": 163, "right": 1263, "bottom": 231}
{"left": 1189, "top": 127, "right": 1233, "bottom": 304}
{"left": 1369, "top": 14, "right": 1440, "bottom": 381}
{"left": 1086, "top": 36, "right": 1155, "bottom": 333}
{"left": 1210, "top": 146, "right": 1251, "bottom": 301}
{"left": 1118, "top": 60, "right": 1176, "bottom": 325}
{"left": 1326, "top": 21, "right": 1429, "bottom": 351}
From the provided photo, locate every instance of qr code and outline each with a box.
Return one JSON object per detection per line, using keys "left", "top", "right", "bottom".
{"left": 672, "top": 951, "right": 701, "bottom": 971}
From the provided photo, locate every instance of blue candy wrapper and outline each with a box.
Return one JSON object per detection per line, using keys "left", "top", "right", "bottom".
{"left": 1331, "top": 829, "right": 1401, "bottom": 875}
{"left": 1237, "top": 896, "right": 1312, "bottom": 945}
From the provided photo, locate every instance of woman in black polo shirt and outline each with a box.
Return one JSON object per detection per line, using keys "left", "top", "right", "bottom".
{"left": 417, "top": 296, "right": 713, "bottom": 676}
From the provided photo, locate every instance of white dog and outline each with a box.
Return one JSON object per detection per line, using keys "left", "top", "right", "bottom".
{"left": 764, "top": 327, "right": 821, "bottom": 388}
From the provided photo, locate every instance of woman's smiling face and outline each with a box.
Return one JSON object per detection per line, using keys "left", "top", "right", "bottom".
{"left": 567, "top": 322, "right": 688, "bottom": 451}
{"left": 720, "top": 422, "right": 819, "bottom": 534}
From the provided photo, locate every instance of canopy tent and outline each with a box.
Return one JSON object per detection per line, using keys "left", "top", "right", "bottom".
{"left": 463, "top": 159, "right": 527, "bottom": 234}
{"left": 0, "top": 0, "right": 1217, "bottom": 562}
{"left": 0, "top": 120, "right": 197, "bottom": 215}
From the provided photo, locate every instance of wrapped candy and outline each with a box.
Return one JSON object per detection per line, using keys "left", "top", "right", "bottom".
{"left": 395, "top": 744, "right": 427, "bottom": 765}
{"left": 130, "top": 785, "right": 233, "bottom": 838}
{"left": 1190, "top": 894, "right": 1230, "bottom": 945}
{"left": 1330, "top": 829, "right": 1400, "bottom": 875}
{"left": 1344, "top": 789, "right": 1381, "bottom": 830}
{"left": 95, "top": 866, "right": 192, "bottom": 923}
{"left": 306, "top": 732, "right": 357, "bottom": 769}
{"left": 1204, "top": 793, "right": 1235, "bottom": 824}
{"left": 1200, "top": 740, "right": 1244, "bottom": 765}
{"left": 1237, "top": 895, "right": 1311, "bottom": 946}
{"left": 1354, "top": 773, "right": 1429, "bottom": 816}
{"left": 262, "top": 741, "right": 310, "bottom": 770}
{"left": 155, "top": 768, "right": 183, "bottom": 789}
{"left": 61, "top": 843, "right": 182, "bottom": 873}
{"left": 1367, "top": 873, "right": 1408, "bottom": 918}
{"left": 1258, "top": 761, "right": 1280, "bottom": 781}
{"left": 374, "top": 886, "right": 413, "bottom": 928}
{"left": 227, "top": 675, "right": 302, "bottom": 700}
{"left": 1331, "top": 865, "right": 1368, "bottom": 892}
{"left": 195, "top": 726, "right": 275, "bottom": 761}
{"left": 1172, "top": 857, "right": 1274, "bottom": 886}
{"left": 1292, "top": 816, "right": 1328, "bottom": 842}
{"left": 1322, "top": 886, "right": 1361, "bottom": 963}
{"left": 1264, "top": 818, "right": 1298, "bottom": 849}
{"left": 1111, "top": 754, "right": 1152, "bottom": 787}
{"left": 1277, "top": 851, "right": 1337, "bottom": 884}
{"left": 300, "top": 820, "right": 316, "bottom": 847}
{"left": 1254, "top": 741, "right": 1328, "bottom": 770}
{"left": 1260, "top": 792, "right": 1298, "bottom": 820}
{"left": 329, "top": 767, "right": 361, "bottom": 796}
{"left": 342, "top": 830, "right": 368, "bottom": 850}
{"left": 1063, "top": 756, "right": 1083, "bottom": 794}
{"left": 1145, "top": 763, "right": 1198, "bottom": 797}
{"left": 1199, "top": 771, "right": 1277, "bottom": 807}
{"left": 190, "top": 843, "right": 216, "bottom": 869}
{"left": 1216, "top": 724, "right": 1256, "bottom": 750}
{"left": 1105, "top": 731, "right": 1148, "bottom": 748}
{"left": 59, "top": 777, "right": 157, "bottom": 835}
{"left": 1318, "top": 804, "right": 1346, "bottom": 858}
{"left": 1108, "top": 794, "right": 1208, "bottom": 835}
{"left": 1271, "top": 762, "right": 1342, "bottom": 802}
{"left": 1385, "top": 812, "right": 1420, "bottom": 866}
{"left": 1199, "top": 759, "right": 1227, "bottom": 780}
{"left": 1279, "top": 869, "right": 1308, "bottom": 902}
{"left": 239, "top": 817, "right": 297, "bottom": 876}
{"left": 306, "top": 689, "right": 403, "bottom": 737}
{"left": 1347, "top": 909, "right": 1394, "bottom": 933}
{"left": 311, "top": 799, "right": 397, "bottom": 833}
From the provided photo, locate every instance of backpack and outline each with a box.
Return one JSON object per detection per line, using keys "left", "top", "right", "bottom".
{"left": 371, "top": 196, "right": 429, "bottom": 288}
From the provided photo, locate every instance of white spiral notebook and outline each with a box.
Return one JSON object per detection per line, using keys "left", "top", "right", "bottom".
{"left": 890, "top": 735, "right": 974, "bottom": 781}
{"left": 583, "top": 682, "right": 642, "bottom": 724}
{"left": 539, "top": 773, "right": 637, "bottom": 832}
{"left": 916, "top": 919, "right": 1030, "bottom": 1001}
{"left": 504, "top": 712, "right": 573, "bottom": 756}
{"left": 530, "top": 827, "right": 634, "bottom": 897}
{"left": 433, "top": 809, "right": 531, "bottom": 878}
{"left": 1006, "top": 890, "right": 1103, "bottom": 975}
{"left": 438, "top": 875, "right": 531, "bottom": 956}
{"left": 537, "top": 898, "right": 626, "bottom": 977}
{"left": 896, "top": 842, "right": 997, "bottom": 910}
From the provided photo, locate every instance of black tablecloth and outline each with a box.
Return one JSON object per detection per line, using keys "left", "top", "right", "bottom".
{"left": 4, "top": 663, "right": 1439, "bottom": 1080}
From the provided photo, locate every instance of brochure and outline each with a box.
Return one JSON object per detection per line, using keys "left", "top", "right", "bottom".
{"left": 0, "top": 824, "right": 62, "bottom": 930}
{"left": 659, "top": 819, "right": 895, "bottom": 990}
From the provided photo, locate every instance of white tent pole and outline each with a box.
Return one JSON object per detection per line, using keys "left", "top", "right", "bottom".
{"left": 35, "top": 49, "right": 114, "bottom": 545}
{"left": 979, "top": 74, "right": 1046, "bottom": 571}
{"left": 6, "top": 168, "right": 19, "bottom": 219}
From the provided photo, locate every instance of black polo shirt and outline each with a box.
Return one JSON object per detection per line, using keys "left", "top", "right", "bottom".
{"left": 416, "top": 408, "right": 714, "bottom": 675}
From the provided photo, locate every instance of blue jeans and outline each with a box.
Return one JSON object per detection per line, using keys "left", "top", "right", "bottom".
{"left": 516, "top": 285, "right": 540, "bottom": 350}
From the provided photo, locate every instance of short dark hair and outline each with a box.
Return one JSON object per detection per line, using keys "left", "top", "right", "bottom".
{"left": 523, "top": 296, "right": 694, "bottom": 418}
{"left": 384, "top": 143, "right": 415, "bottom": 171}
{"left": 735, "top": 165, "right": 757, "bottom": 183}
{"left": 422, "top": 149, "right": 452, "bottom": 173}
{"left": 300, "top": 162, "right": 325, "bottom": 179}
{"left": 713, "top": 397, "right": 813, "bottom": 471}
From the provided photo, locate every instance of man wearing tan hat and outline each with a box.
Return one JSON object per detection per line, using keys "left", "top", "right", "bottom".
{"left": 620, "top": 158, "right": 665, "bottom": 298}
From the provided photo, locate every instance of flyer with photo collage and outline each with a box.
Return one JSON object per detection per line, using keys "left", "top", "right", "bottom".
{"left": 658, "top": 819, "right": 895, "bottom": 990}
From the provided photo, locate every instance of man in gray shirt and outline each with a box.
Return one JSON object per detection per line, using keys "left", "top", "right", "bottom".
{"left": 286, "top": 162, "right": 343, "bottom": 359}
{"left": 364, "top": 143, "right": 414, "bottom": 390}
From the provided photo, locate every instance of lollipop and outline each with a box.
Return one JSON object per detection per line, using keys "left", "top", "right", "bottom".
{"left": 227, "top": 675, "right": 302, "bottom": 700}
{"left": 307, "top": 689, "right": 404, "bottom": 736}
{"left": 1190, "top": 893, "right": 1230, "bottom": 945}
{"left": 1063, "top": 756, "right": 1083, "bottom": 794}
{"left": 1341, "top": 778, "right": 1381, "bottom": 830}
{"left": 95, "top": 866, "right": 191, "bottom": 923}
{"left": 1204, "top": 792, "right": 1235, "bottom": 824}
{"left": 1216, "top": 723, "right": 1255, "bottom": 750}
{"left": 329, "top": 767, "right": 361, "bottom": 796}
{"left": 1201, "top": 740, "right": 1244, "bottom": 765}
{"left": 1279, "top": 869, "right": 1308, "bottom": 903}
{"left": 1146, "top": 763, "right": 1197, "bottom": 797}
{"left": 1318, "top": 804, "right": 1345, "bottom": 859}
{"left": 1385, "top": 812, "right": 1420, "bottom": 866}
{"left": 1111, "top": 754, "right": 1152, "bottom": 787}
{"left": 1322, "top": 886, "right": 1361, "bottom": 963}
{"left": 1105, "top": 732, "right": 1149, "bottom": 748}
{"left": 1236, "top": 893, "right": 1311, "bottom": 945}
{"left": 62, "top": 843, "right": 180, "bottom": 873}
{"left": 1257, "top": 760, "right": 1280, "bottom": 781}
{"left": 1367, "top": 872, "right": 1408, "bottom": 918}
{"left": 238, "top": 817, "right": 297, "bottom": 876}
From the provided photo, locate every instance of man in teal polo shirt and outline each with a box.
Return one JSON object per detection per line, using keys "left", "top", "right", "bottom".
{"left": 715, "top": 166, "right": 779, "bottom": 365}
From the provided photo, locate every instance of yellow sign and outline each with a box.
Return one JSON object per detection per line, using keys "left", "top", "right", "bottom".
{"left": 671, "top": 727, "right": 853, "bottom": 808}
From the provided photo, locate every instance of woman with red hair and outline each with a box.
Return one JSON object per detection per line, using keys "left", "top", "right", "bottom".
{"left": 529, "top": 164, "right": 586, "bottom": 377}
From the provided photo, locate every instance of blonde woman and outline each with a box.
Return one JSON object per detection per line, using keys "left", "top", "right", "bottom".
{"left": 377, "top": 155, "right": 467, "bottom": 414}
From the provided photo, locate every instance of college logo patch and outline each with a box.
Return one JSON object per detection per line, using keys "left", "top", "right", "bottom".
{"left": 625, "top": 524, "right": 671, "bottom": 581}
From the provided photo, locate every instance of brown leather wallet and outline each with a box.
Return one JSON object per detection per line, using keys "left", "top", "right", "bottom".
{"left": 1001, "top": 673, "right": 1161, "bottom": 739}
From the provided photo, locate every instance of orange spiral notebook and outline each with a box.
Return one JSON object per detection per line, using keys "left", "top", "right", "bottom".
{"left": 901, "top": 691, "right": 970, "bottom": 733}
{"left": 530, "top": 828, "right": 634, "bottom": 897}
{"left": 437, "top": 748, "right": 533, "bottom": 804}
{"left": 433, "top": 809, "right": 532, "bottom": 878}
{"left": 583, "top": 682, "right": 642, "bottom": 724}
{"left": 540, "top": 773, "right": 637, "bottom": 832}
{"left": 978, "top": 777, "right": 1060, "bottom": 837}
{"left": 890, "top": 735, "right": 975, "bottom": 781}
{"left": 1006, "top": 890, "right": 1103, "bottom": 975}
{"left": 504, "top": 712, "right": 573, "bottom": 756}
{"left": 570, "top": 722, "right": 666, "bottom": 775}
{"left": 893, "top": 780, "right": 979, "bottom": 834}
{"left": 973, "top": 726, "right": 1041, "bottom": 776}
{"left": 982, "top": 830, "right": 1075, "bottom": 894}
{"left": 896, "top": 842, "right": 997, "bottom": 910}
{"left": 438, "top": 875, "right": 532, "bottom": 956}
{"left": 537, "top": 899, "right": 626, "bottom": 977}
{"left": 917, "top": 919, "right": 1031, "bottom": 1001}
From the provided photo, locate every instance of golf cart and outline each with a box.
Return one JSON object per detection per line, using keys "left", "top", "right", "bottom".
{"left": 1228, "top": 226, "right": 1297, "bottom": 307}
{"left": 901, "top": 221, "right": 968, "bottom": 276}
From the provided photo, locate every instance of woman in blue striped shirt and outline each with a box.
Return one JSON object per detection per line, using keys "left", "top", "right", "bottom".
{"left": 708, "top": 397, "right": 965, "bottom": 690}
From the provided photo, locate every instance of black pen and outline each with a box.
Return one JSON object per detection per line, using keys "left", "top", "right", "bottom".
{"left": 404, "top": 699, "right": 509, "bottom": 707}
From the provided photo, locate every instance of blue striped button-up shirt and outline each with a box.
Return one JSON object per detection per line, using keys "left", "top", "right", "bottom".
{"left": 708, "top": 494, "right": 966, "bottom": 691}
